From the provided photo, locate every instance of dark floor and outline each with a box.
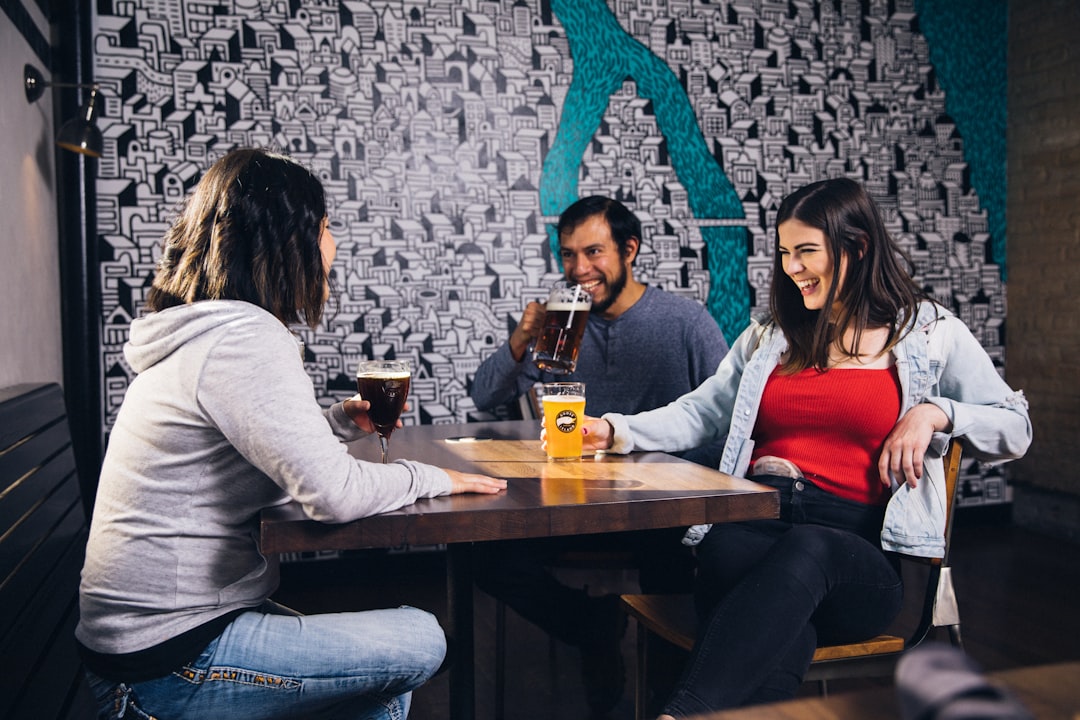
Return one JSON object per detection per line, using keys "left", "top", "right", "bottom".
{"left": 274, "top": 514, "right": 1080, "bottom": 720}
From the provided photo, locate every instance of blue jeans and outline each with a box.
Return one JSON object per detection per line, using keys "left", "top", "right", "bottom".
{"left": 85, "top": 602, "right": 446, "bottom": 720}
{"left": 663, "top": 476, "right": 904, "bottom": 717}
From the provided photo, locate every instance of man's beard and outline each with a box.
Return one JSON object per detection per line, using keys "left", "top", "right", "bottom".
{"left": 589, "top": 263, "right": 628, "bottom": 315}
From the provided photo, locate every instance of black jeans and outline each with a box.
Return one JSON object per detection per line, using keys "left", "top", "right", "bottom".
{"left": 663, "top": 476, "right": 904, "bottom": 717}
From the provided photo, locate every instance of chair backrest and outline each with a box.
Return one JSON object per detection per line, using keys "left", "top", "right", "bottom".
{"left": 518, "top": 383, "right": 542, "bottom": 420}
{"left": 940, "top": 440, "right": 964, "bottom": 566}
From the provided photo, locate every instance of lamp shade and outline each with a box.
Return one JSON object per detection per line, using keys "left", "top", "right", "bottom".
{"left": 55, "top": 89, "right": 103, "bottom": 158}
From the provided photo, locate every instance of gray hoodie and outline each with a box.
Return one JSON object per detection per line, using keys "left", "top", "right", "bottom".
{"left": 76, "top": 300, "right": 451, "bottom": 655}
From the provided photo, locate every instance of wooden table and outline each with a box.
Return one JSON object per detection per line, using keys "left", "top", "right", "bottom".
{"left": 694, "top": 661, "right": 1080, "bottom": 719}
{"left": 260, "top": 419, "right": 779, "bottom": 720}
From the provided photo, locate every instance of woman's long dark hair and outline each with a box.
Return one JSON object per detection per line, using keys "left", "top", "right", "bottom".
{"left": 147, "top": 148, "right": 329, "bottom": 328}
{"left": 770, "top": 177, "right": 927, "bottom": 372}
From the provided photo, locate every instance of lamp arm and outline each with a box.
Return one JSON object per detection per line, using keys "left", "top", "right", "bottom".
{"left": 44, "top": 81, "right": 100, "bottom": 90}
{"left": 24, "top": 63, "right": 100, "bottom": 103}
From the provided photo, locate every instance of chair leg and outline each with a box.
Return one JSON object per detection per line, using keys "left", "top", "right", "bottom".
{"left": 495, "top": 598, "right": 506, "bottom": 720}
{"left": 947, "top": 623, "right": 963, "bottom": 648}
{"left": 549, "top": 629, "right": 558, "bottom": 698}
{"left": 818, "top": 678, "right": 829, "bottom": 697}
{"left": 635, "top": 622, "right": 649, "bottom": 720}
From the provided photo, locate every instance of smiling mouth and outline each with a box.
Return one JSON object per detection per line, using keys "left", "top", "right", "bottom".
{"left": 577, "top": 280, "right": 601, "bottom": 294}
{"left": 796, "top": 278, "right": 819, "bottom": 295}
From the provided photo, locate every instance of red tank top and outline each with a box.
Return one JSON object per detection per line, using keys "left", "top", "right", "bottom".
{"left": 752, "top": 365, "right": 901, "bottom": 505}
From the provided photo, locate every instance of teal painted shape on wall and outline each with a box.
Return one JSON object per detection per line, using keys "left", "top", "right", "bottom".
{"left": 915, "top": 0, "right": 1008, "bottom": 278}
{"left": 543, "top": 0, "right": 748, "bottom": 342}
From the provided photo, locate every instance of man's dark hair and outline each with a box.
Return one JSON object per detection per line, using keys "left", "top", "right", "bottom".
{"left": 557, "top": 195, "right": 641, "bottom": 258}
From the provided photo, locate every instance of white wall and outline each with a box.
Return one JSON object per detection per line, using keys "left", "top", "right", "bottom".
{"left": 0, "top": 10, "right": 64, "bottom": 389}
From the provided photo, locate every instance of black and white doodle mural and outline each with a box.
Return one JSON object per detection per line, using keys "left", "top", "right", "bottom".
{"left": 90, "top": 0, "right": 1011, "bottom": 506}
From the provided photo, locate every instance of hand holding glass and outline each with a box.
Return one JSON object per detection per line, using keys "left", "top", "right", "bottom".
{"left": 356, "top": 360, "right": 411, "bottom": 463}
{"left": 533, "top": 283, "right": 591, "bottom": 374}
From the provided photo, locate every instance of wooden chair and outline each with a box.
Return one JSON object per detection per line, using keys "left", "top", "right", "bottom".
{"left": 620, "top": 441, "right": 965, "bottom": 720}
{"left": 518, "top": 383, "right": 543, "bottom": 421}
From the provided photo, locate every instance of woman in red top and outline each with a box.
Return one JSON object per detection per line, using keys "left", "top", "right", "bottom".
{"left": 670, "top": 179, "right": 922, "bottom": 712}
{"left": 571, "top": 178, "right": 1031, "bottom": 716}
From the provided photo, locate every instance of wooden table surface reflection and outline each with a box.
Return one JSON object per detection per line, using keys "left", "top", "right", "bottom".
{"left": 260, "top": 420, "right": 779, "bottom": 720}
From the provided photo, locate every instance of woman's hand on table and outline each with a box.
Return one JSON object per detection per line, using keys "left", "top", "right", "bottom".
{"left": 540, "top": 414, "right": 614, "bottom": 454}
{"left": 444, "top": 469, "right": 507, "bottom": 495}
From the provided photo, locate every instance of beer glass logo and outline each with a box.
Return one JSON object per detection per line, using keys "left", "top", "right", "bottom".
{"left": 555, "top": 409, "right": 578, "bottom": 433}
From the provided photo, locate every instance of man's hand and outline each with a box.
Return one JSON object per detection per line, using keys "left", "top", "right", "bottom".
{"left": 508, "top": 302, "right": 547, "bottom": 361}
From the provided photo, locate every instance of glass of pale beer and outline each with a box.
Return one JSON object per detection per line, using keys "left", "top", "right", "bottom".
{"left": 540, "top": 382, "right": 586, "bottom": 461}
{"left": 532, "top": 283, "right": 591, "bottom": 374}
{"left": 356, "top": 359, "right": 411, "bottom": 463}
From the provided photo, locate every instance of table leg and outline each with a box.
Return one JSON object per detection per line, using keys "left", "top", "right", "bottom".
{"left": 447, "top": 542, "right": 475, "bottom": 720}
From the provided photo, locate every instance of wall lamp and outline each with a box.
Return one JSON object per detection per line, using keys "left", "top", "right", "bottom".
{"left": 24, "top": 63, "right": 103, "bottom": 158}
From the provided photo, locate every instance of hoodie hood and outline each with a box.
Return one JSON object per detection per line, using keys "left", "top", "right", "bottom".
{"left": 125, "top": 300, "right": 288, "bottom": 373}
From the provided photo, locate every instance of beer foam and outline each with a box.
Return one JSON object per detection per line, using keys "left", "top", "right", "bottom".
{"left": 545, "top": 300, "right": 591, "bottom": 311}
{"left": 543, "top": 395, "right": 585, "bottom": 404}
{"left": 357, "top": 371, "right": 411, "bottom": 379}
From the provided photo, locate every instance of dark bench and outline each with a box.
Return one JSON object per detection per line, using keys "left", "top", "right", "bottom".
{"left": 0, "top": 382, "right": 95, "bottom": 719}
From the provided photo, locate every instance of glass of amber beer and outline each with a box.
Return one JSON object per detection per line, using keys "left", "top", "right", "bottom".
{"left": 356, "top": 359, "right": 411, "bottom": 463}
{"left": 532, "top": 283, "right": 591, "bottom": 374}
{"left": 541, "top": 382, "right": 586, "bottom": 461}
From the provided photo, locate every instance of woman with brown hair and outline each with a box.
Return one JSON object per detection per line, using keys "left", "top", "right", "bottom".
{"left": 77, "top": 148, "right": 505, "bottom": 720}
{"left": 573, "top": 177, "right": 1031, "bottom": 715}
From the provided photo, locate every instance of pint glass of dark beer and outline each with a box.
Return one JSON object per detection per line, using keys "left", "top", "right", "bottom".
{"left": 532, "top": 283, "right": 591, "bottom": 374}
{"left": 356, "top": 359, "right": 411, "bottom": 463}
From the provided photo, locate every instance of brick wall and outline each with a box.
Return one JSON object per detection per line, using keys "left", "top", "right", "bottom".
{"left": 1006, "top": 0, "right": 1080, "bottom": 539}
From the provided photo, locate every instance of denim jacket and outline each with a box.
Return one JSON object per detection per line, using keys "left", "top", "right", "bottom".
{"left": 603, "top": 302, "right": 1031, "bottom": 558}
